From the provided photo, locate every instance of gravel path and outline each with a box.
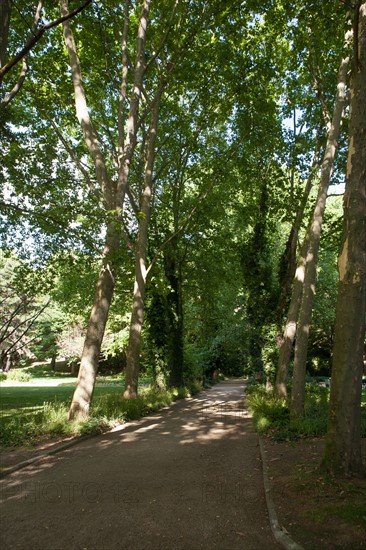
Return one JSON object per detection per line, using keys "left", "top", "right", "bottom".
{"left": 0, "top": 380, "right": 281, "bottom": 550}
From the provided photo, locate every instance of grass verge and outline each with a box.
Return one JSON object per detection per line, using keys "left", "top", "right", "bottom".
{"left": 246, "top": 382, "right": 366, "bottom": 441}
{"left": 0, "top": 381, "right": 202, "bottom": 448}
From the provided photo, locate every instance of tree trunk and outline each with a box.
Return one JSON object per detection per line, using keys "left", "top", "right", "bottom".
{"left": 275, "top": 135, "right": 322, "bottom": 398}
{"left": 61, "top": 0, "right": 151, "bottom": 417}
{"left": 322, "top": 2, "right": 366, "bottom": 476}
{"left": 5, "top": 353, "right": 12, "bottom": 372}
{"left": 50, "top": 355, "right": 56, "bottom": 371}
{"left": 69, "top": 225, "right": 118, "bottom": 419}
{"left": 275, "top": 230, "right": 310, "bottom": 397}
{"left": 290, "top": 52, "right": 349, "bottom": 418}
{"left": 123, "top": 87, "right": 162, "bottom": 399}
{"left": 164, "top": 240, "right": 184, "bottom": 388}
{"left": 276, "top": 130, "right": 322, "bottom": 326}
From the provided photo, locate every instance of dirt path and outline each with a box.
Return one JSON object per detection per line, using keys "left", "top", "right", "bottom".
{"left": 0, "top": 381, "right": 282, "bottom": 550}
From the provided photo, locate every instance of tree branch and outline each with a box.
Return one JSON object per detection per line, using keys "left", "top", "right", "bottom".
{"left": 0, "top": 0, "right": 93, "bottom": 80}
{"left": 0, "top": 1, "right": 43, "bottom": 109}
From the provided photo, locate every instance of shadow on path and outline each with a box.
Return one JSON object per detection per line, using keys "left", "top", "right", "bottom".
{"left": 0, "top": 381, "right": 281, "bottom": 550}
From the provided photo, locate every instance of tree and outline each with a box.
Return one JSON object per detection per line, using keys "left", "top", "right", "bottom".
{"left": 0, "top": 252, "right": 50, "bottom": 366}
{"left": 322, "top": 1, "right": 366, "bottom": 477}
{"left": 62, "top": 0, "right": 155, "bottom": 419}
{"left": 123, "top": 86, "right": 163, "bottom": 398}
{"left": 290, "top": 41, "right": 350, "bottom": 418}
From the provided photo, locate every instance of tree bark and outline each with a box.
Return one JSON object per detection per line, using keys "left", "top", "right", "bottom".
{"left": 123, "top": 86, "right": 163, "bottom": 399}
{"left": 275, "top": 229, "right": 310, "bottom": 397}
{"left": 290, "top": 52, "right": 349, "bottom": 418}
{"left": 165, "top": 238, "right": 184, "bottom": 388}
{"left": 62, "top": 0, "right": 151, "bottom": 418}
{"left": 275, "top": 131, "right": 323, "bottom": 399}
{"left": 276, "top": 129, "right": 322, "bottom": 327}
{"left": 69, "top": 224, "right": 118, "bottom": 419}
{"left": 323, "top": 2, "right": 366, "bottom": 476}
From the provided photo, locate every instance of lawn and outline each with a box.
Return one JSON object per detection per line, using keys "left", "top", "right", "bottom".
{"left": 0, "top": 367, "right": 195, "bottom": 448}
{"left": 0, "top": 383, "right": 128, "bottom": 420}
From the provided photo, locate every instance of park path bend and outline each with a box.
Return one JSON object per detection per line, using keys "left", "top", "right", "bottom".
{"left": 0, "top": 380, "right": 281, "bottom": 550}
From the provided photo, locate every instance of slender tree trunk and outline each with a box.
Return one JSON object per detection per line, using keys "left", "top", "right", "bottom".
{"left": 275, "top": 230, "right": 310, "bottom": 397}
{"left": 290, "top": 53, "right": 349, "bottom": 418}
{"left": 123, "top": 87, "right": 163, "bottom": 399}
{"left": 69, "top": 225, "right": 118, "bottom": 419}
{"left": 322, "top": 2, "right": 366, "bottom": 476}
{"left": 164, "top": 239, "right": 184, "bottom": 387}
{"left": 50, "top": 355, "right": 56, "bottom": 371}
{"left": 275, "top": 134, "right": 323, "bottom": 398}
{"left": 5, "top": 353, "right": 12, "bottom": 372}
{"left": 276, "top": 130, "right": 322, "bottom": 326}
{"left": 61, "top": 0, "right": 116, "bottom": 419}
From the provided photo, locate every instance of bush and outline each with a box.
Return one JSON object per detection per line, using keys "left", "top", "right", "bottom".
{"left": 6, "top": 369, "right": 31, "bottom": 382}
{"left": 246, "top": 388, "right": 289, "bottom": 434}
{"left": 246, "top": 383, "right": 332, "bottom": 441}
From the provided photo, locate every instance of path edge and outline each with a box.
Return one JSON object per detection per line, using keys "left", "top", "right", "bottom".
{"left": 259, "top": 436, "right": 305, "bottom": 550}
{"left": 0, "top": 384, "right": 215, "bottom": 479}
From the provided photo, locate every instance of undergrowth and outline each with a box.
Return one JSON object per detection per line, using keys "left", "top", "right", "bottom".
{"left": 246, "top": 383, "right": 366, "bottom": 441}
{"left": 0, "top": 382, "right": 203, "bottom": 448}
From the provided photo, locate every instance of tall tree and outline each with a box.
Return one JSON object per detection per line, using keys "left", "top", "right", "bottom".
{"left": 322, "top": 1, "right": 366, "bottom": 477}
{"left": 290, "top": 44, "right": 350, "bottom": 418}
{"left": 123, "top": 86, "right": 163, "bottom": 398}
{"left": 63, "top": 0, "right": 153, "bottom": 419}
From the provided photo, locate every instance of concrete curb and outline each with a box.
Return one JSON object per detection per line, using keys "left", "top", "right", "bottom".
{"left": 259, "top": 437, "right": 304, "bottom": 550}
{"left": 0, "top": 386, "right": 212, "bottom": 479}
{"left": 0, "top": 435, "right": 91, "bottom": 478}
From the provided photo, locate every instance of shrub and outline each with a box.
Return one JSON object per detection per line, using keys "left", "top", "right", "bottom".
{"left": 246, "top": 383, "right": 332, "bottom": 441}
{"left": 6, "top": 370, "right": 31, "bottom": 382}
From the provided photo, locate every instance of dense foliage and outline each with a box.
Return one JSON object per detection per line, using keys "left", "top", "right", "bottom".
{"left": 1, "top": 2, "right": 364, "bottom": 477}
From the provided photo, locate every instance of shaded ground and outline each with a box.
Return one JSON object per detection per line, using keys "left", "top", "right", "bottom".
{"left": 262, "top": 437, "right": 366, "bottom": 549}
{"left": 1, "top": 381, "right": 365, "bottom": 549}
{"left": 0, "top": 381, "right": 281, "bottom": 550}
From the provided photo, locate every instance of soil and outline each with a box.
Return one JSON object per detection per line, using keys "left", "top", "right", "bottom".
{"left": 262, "top": 437, "right": 366, "bottom": 549}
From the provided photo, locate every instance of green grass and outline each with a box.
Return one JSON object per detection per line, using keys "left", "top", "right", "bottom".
{"left": 307, "top": 503, "right": 366, "bottom": 529}
{"left": 0, "top": 385, "right": 127, "bottom": 424}
{"left": 0, "top": 376, "right": 202, "bottom": 448}
{"left": 246, "top": 383, "right": 366, "bottom": 441}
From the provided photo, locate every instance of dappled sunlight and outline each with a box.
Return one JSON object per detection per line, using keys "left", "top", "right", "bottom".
{"left": 60, "top": 385, "right": 249, "bottom": 461}
{"left": 0, "top": 381, "right": 279, "bottom": 550}
{"left": 1, "top": 381, "right": 251, "bottom": 488}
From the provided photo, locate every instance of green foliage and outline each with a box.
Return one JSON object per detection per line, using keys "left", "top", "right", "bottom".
{"left": 246, "top": 384, "right": 289, "bottom": 434}
{"left": 261, "top": 324, "right": 279, "bottom": 382}
{"left": 0, "top": 381, "right": 202, "bottom": 448}
{"left": 246, "top": 383, "right": 366, "bottom": 441}
{"left": 0, "top": 0, "right": 355, "bottom": 438}
{"left": 5, "top": 369, "right": 31, "bottom": 382}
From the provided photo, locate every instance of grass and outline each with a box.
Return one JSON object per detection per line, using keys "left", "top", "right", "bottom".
{"left": 246, "top": 382, "right": 366, "bottom": 441}
{"left": 0, "top": 372, "right": 202, "bottom": 448}
{"left": 310, "top": 503, "right": 366, "bottom": 528}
